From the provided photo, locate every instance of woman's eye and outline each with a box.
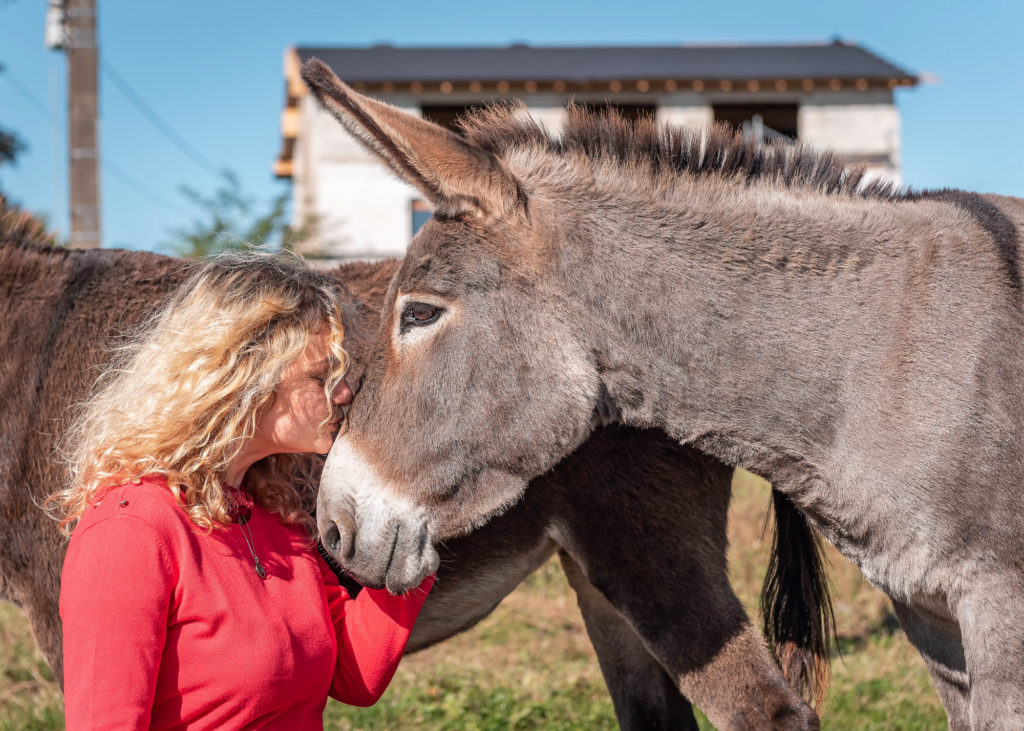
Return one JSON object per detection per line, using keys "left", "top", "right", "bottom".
{"left": 402, "top": 302, "right": 442, "bottom": 328}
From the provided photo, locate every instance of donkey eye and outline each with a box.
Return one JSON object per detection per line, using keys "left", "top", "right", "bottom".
{"left": 401, "top": 302, "right": 443, "bottom": 328}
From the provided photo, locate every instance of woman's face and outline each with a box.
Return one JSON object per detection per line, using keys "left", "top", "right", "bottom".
{"left": 253, "top": 331, "right": 353, "bottom": 457}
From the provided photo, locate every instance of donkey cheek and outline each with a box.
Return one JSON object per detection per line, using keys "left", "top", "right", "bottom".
{"left": 436, "top": 469, "right": 529, "bottom": 539}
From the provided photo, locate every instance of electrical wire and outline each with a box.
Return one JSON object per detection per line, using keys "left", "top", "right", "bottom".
{"left": 103, "top": 159, "right": 190, "bottom": 217}
{"left": 2, "top": 63, "right": 191, "bottom": 219}
{"left": 1, "top": 67, "right": 51, "bottom": 120}
{"left": 100, "top": 60, "right": 224, "bottom": 181}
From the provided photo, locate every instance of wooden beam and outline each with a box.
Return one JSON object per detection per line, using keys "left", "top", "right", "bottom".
{"left": 274, "top": 158, "right": 293, "bottom": 178}
{"left": 281, "top": 107, "right": 299, "bottom": 139}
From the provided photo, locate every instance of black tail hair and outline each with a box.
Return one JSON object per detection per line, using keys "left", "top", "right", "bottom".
{"left": 761, "top": 487, "right": 836, "bottom": 712}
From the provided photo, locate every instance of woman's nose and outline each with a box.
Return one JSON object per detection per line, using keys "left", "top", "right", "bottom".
{"left": 332, "top": 377, "right": 353, "bottom": 406}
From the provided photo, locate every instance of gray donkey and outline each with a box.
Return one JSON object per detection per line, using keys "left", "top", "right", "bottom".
{"left": 302, "top": 59, "right": 1024, "bottom": 729}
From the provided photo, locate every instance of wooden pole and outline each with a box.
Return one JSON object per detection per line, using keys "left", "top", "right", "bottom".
{"left": 66, "top": 0, "right": 100, "bottom": 249}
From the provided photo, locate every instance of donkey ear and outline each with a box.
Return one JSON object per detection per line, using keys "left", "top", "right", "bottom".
{"left": 300, "top": 58, "right": 525, "bottom": 218}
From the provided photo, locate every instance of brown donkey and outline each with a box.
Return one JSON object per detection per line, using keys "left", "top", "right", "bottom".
{"left": 0, "top": 220, "right": 823, "bottom": 728}
{"left": 304, "top": 59, "right": 1024, "bottom": 729}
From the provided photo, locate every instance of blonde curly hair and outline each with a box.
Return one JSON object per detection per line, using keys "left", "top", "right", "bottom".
{"left": 51, "top": 250, "right": 350, "bottom": 535}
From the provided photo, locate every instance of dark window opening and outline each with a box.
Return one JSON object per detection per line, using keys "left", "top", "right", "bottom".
{"left": 574, "top": 102, "right": 657, "bottom": 123}
{"left": 713, "top": 104, "right": 798, "bottom": 142}
{"left": 421, "top": 105, "right": 486, "bottom": 134}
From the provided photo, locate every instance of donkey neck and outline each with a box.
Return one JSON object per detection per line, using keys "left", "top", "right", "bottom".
{"left": 555, "top": 176, "right": 937, "bottom": 490}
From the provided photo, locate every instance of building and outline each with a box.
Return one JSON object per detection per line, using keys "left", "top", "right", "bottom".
{"left": 274, "top": 41, "right": 918, "bottom": 259}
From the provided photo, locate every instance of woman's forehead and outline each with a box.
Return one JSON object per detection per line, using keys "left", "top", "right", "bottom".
{"left": 286, "top": 331, "right": 331, "bottom": 373}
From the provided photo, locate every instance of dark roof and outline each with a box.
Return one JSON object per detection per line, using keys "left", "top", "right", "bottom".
{"left": 295, "top": 41, "right": 917, "bottom": 84}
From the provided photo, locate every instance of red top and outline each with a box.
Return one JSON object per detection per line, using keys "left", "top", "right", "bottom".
{"left": 60, "top": 476, "right": 434, "bottom": 730}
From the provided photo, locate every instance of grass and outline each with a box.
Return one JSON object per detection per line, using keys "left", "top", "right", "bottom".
{"left": 1, "top": 470, "right": 947, "bottom": 729}
{"left": 0, "top": 603, "right": 63, "bottom": 731}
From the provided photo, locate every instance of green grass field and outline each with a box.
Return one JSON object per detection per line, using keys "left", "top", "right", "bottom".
{"left": 1, "top": 470, "right": 946, "bottom": 729}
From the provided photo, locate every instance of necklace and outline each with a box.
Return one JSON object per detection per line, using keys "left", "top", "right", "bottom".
{"left": 238, "top": 512, "right": 267, "bottom": 579}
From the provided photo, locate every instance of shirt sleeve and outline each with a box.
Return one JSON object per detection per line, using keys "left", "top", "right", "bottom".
{"left": 318, "top": 556, "right": 435, "bottom": 707}
{"left": 60, "top": 514, "right": 175, "bottom": 730}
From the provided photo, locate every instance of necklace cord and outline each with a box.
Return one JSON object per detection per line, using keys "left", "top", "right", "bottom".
{"left": 238, "top": 511, "right": 267, "bottom": 579}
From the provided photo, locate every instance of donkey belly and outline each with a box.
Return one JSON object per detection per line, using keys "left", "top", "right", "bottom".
{"left": 775, "top": 468, "right": 963, "bottom": 621}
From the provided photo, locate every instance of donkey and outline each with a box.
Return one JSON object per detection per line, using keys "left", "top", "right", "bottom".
{"left": 303, "top": 59, "right": 1024, "bottom": 729}
{"left": 0, "top": 218, "right": 825, "bottom": 729}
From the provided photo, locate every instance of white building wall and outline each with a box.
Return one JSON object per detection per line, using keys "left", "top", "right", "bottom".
{"left": 798, "top": 90, "right": 902, "bottom": 183}
{"left": 656, "top": 92, "right": 713, "bottom": 128}
{"left": 296, "top": 94, "right": 423, "bottom": 259}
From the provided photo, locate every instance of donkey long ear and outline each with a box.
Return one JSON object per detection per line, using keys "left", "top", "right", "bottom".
{"left": 301, "top": 58, "right": 525, "bottom": 218}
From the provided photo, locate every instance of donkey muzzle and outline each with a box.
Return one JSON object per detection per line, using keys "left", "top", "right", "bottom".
{"left": 318, "top": 436, "right": 439, "bottom": 593}
{"left": 318, "top": 505, "right": 438, "bottom": 594}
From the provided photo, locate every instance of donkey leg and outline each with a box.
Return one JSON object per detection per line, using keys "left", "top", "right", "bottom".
{"left": 571, "top": 556, "right": 815, "bottom": 731}
{"left": 558, "top": 550, "right": 698, "bottom": 731}
{"left": 549, "top": 431, "right": 818, "bottom": 730}
{"left": 957, "top": 577, "right": 1024, "bottom": 729}
{"left": 890, "top": 600, "right": 969, "bottom": 730}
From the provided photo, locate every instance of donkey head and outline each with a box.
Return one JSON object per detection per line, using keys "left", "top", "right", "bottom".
{"left": 302, "top": 60, "right": 602, "bottom": 592}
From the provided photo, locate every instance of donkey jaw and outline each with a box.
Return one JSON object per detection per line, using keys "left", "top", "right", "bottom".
{"left": 318, "top": 437, "right": 440, "bottom": 593}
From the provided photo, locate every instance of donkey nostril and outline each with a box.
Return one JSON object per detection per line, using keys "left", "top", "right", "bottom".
{"left": 323, "top": 523, "right": 342, "bottom": 554}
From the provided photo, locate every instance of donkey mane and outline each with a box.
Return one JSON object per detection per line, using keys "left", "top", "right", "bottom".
{"left": 459, "top": 102, "right": 905, "bottom": 201}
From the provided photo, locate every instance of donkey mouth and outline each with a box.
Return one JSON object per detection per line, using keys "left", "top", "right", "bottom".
{"left": 321, "top": 518, "right": 437, "bottom": 594}
{"left": 381, "top": 525, "right": 402, "bottom": 592}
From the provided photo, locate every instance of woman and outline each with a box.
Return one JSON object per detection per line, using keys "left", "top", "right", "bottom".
{"left": 51, "top": 252, "right": 434, "bottom": 729}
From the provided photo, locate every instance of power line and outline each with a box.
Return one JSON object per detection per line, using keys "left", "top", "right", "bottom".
{"left": 1, "top": 66, "right": 51, "bottom": 120}
{"left": 103, "top": 159, "right": 190, "bottom": 218}
{"left": 0, "top": 65, "right": 190, "bottom": 219}
{"left": 100, "top": 60, "right": 224, "bottom": 180}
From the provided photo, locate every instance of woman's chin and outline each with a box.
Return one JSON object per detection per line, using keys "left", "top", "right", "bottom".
{"left": 313, "top": 436, "right": 336, "bottom": 455}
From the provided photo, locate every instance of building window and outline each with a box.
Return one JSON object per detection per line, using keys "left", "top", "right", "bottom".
{"left": 713, "top": 103, "right": 798, "bottom": 141}
{"left": 421, "top": 105, "right": 486, "bottom": 134}
{"left": 412, "top": 199, "right": 432, "bottom": 235}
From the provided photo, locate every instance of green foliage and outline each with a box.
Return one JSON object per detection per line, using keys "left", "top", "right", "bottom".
{"left": 166, "top": 171, "right": 318, "bottom": 259}
{"left": 0, "top": 65, "right": 26, "bottom": 172}
{"left": 0, "top": 127, "right": 24, "bottom": 168}
{"left": 326, "top": 675, "right": 618, "bottom": 731}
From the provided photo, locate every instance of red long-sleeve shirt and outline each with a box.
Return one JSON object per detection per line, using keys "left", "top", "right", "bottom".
{"left": 60, "top": 475, "right": 433, "bottom": 730}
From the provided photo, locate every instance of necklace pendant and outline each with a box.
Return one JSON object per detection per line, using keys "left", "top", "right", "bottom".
{"left": 254, "top": 558, "right": 267, "bottom": 579}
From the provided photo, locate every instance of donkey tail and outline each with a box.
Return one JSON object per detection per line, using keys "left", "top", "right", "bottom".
{"left": 761, "top": 487, "right": 836, "bottom": 712}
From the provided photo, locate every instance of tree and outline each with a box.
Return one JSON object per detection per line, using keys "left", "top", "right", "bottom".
{"left": 0, "top": 128, "right": 24, "bottom": 168}
{"left": 166, "top": 171, "right": 321, "bottom": 259}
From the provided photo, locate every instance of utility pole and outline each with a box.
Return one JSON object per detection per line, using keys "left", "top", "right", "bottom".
{"left": 64, "top": 0, "right": 101, "bottom": 248}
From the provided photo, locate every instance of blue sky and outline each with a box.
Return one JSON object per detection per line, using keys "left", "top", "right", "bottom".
{"left": 1, "top": 0, "right": 1021, "bottom": 252}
